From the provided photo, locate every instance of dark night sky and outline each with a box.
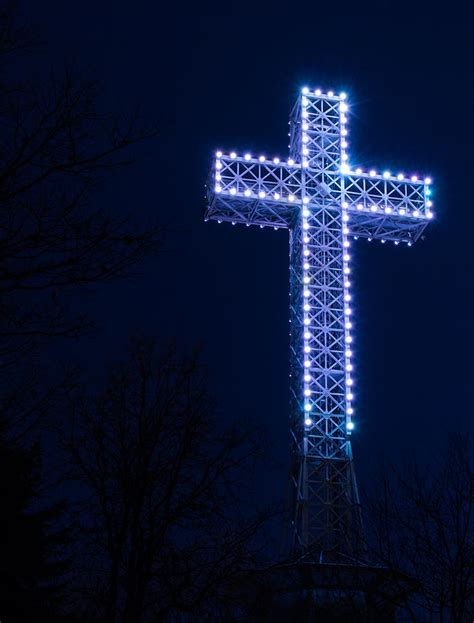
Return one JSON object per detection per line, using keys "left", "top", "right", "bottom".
{"left": 24, "top": 1, "right": 474, "bottom": 508}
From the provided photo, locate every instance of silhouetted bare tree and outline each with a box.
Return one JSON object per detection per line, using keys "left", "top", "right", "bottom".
{"left": 366, "top": 432, "right": 474, "bottom": 622}
{"left": 0, "top": 6, "right": 162, "bottom": 367}
{"left": 60, "top": 338, "right": 270, "bottom": 623}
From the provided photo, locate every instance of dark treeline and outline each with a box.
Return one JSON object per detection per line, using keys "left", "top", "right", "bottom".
{"left": 0, "top": 5, "right": 472, "bottom": 623}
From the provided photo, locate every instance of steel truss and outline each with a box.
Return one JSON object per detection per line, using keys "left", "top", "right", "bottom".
{"left": 205, "top": 88, "right": 432, "bottom": 562}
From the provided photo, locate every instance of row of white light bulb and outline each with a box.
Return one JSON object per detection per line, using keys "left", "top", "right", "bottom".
{"left": 342, "top": 163, "right": 432, "bottom": 186}
{"left": 215, "top": 151, "right": 297, "bottom": 166}
{"left": 214, "top": 184, "right": 432, "bottom": 220}
{"left": 215, "top": 151, "right": 433, "bottom": 196}
{"left": 301, "top": 86, "right": 345, "bottom": 99}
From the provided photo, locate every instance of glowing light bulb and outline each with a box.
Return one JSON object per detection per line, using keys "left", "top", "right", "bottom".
{"left": 303, "top": 222, "right": 309, "bottom": 230}
{"left": 347, "top": 392, "right": 354, "bottom": 401}
{"left": 399, "top": 208, "right": 406, "bottom": 215}
{"left": 343, "top": 240, "right": 350, "bottom": 248}
{"left": 273, "top": 157, "right": 280, "bottom": 164}
{"left": 345, "top": 307, "right": 352, "bottom": 316}
{"left": 288, "top": 158, "right": 295, "bottom": 166}
{"left": 345, "top": 349, "right": 352, "bottom": 357}
{"left": 215, "top": 185, "right": 222, "bottom": 193}
{"left": 303, "top": 197, "right": 310, "bottom": 205}
{"left": 343, "top": 267, "right": 350, "bottom": 275}
{"left": 304, "top": 360, "right": 311, "bottom": 368}
{"left": 426, "top": 200, "right": 433, "bottom": 207}
{"left": 304, "top": 374, "right": 311, "bottom": 382}
{"left": 385, "top": 207, "right": 392, "bottom": 214}
{"left": 343, "top": 253, "right": 350, "bottom": 262}
{"left": 424, "top": 177, "right": 432, "bottom": 184}
{"left": 303, "top": 290, "right": 310, "bottom": 298}
{"left": 427, "top": 211, "right": 433, "bottom": 219}
{"left": 302, "top": 86, "right": 309, "bottom": 94}
{"left": 304, "top": 249, "right": 310, "bottom": 256}
{"left": 369, "top": 169, "right": 376, "bottom": 177}
{"left": 303, "top": 276, "right": 310, "bottom": 284}
{"left": 304, "top": 403, "right": 311, "bottom": 411}
{"left": 274, "top": 192, "right": 280, "bottom": 200}
{"left": 328, "top": 90, "right": 334, "bottom": 97}
{"left": 346, "top": 335, "right": 353, "bottom": 343}
{"left": 305, "top": 417, "right": 312, "bottom": 426}
{"left": 342, "top": 214, "right": 349, "bottom": 222}
{"left": 259, "top": 155, "right": 265, "bottom": 162}
{"left": 259, "top": 191, "right": 265, "bottom": 199}
{"left": 304, "top": 303, "right": 310, "bottom": 311}
{"left": 340, "top": 102, "right": 348, "bottom": 113}
{"left": 303, "top": 262, "right": 310, "bottom": 270}
{"left": 230, "top": 152, "right": 237, "bottom": 159}
{"left": 347, "top": 378, "right": 353, "bottom": 386}
{"left": 347, "top": 363, "right": 353, "bottom": 372}
{"left": 370, "top": 205, "right": 378, "bottom": 212}
{"left": 340, "top": 163, "right": 350, "bottom": 173}
{"left": 304, "top": 318, "right": 310, "bottom": 326}
{"left": 411, "top": 175, "right": 418, "bottom": 182}
{"left": 302, "top": 111, "right": 308, "bottom": 119}
{"left": 347, "top": 422, "right": 354, "bottom": 431}
{"left": 304, "top": 389, "right": 311, "bottom": 397}
{"left": 230, "top": 188, "right": 236, "bottom": 195}
{"left": 340, "top": 92, "right": 347, "bottom": 100}
{"left": 244, "top": 153, "right": 251, "bottom": 160}
{"left": 413, "top": 210, "right": 420, "bottom": 217}
{"left": 289, "top": 195, "right": 295, "bottom": 202}
{"left": 356, "top": 168, "right": 362, "bottom": 175}
{"left": 383, "top": 171, "right": 390, "bottom": 179}
{"left": 397, "top": 173, "right": 404, "bottom": 181}
{"left": 341, "top": 128, "right": 348, "bottom": 136}
{"left": 315, "top": 89, "right": 322, "bottom": 96}
{"left": 357, "top": 204, "right": 363, "bottom": 210}
{"left": 304, "top": 345, "right": 310, "bottom": 353}
{"left": 244, "top": 189, "right": 251, "bottom": 197}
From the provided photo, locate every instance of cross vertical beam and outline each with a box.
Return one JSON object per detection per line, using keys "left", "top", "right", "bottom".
{"left": 204, "top": 86, "right": 433, "bottom": 562}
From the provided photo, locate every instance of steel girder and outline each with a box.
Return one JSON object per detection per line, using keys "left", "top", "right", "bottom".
{"left": 205, "top": 88, "right": 432, "bottom": 561}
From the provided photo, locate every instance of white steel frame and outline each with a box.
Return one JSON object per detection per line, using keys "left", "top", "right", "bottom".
{"left": 205, "top": 87, "right": 432, "bottom": 562}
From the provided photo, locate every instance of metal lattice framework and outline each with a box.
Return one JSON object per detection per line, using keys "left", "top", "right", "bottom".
{"left": 205, "top": 87, "right": 433, "bottom": 562}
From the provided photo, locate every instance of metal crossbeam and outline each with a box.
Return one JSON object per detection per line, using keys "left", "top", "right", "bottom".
{"left": 204, "top": 87, "right": 433, "bottom": 562}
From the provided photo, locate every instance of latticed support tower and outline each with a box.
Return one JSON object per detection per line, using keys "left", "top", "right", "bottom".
{"left": 204, "top": 87, "right": 433, "bottom": 562}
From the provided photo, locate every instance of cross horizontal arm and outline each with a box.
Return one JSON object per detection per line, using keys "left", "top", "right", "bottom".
{"left": 206, "top": 154, "right": 301, "bottom": 229}
{"left": 341, "top": 171, "right": 433, "bottom": 243}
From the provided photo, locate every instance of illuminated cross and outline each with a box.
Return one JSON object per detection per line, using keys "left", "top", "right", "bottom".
{"left": 205, "top": 87, "right": 433, "bottom": 561}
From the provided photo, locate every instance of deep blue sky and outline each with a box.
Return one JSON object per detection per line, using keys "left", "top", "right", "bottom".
{"left": 24, "top": 1, "right": 473, "bottom": 508}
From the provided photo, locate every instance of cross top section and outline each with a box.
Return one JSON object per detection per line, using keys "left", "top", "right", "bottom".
{"left": 209, "top": 87, "right": 433, "bottom": 244}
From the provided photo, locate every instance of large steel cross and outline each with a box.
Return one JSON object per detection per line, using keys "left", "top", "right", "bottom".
{"left": 205, "top": 87, "right": 432, "bottom": 561}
